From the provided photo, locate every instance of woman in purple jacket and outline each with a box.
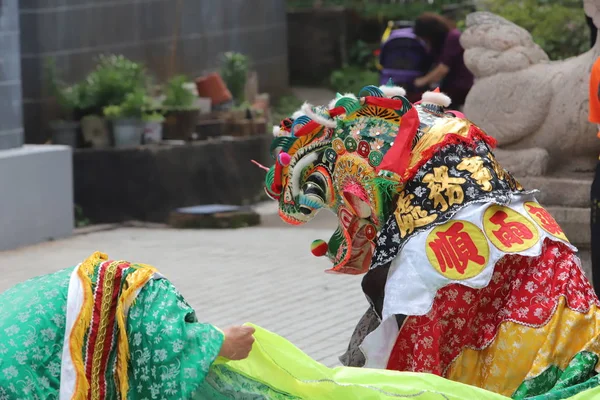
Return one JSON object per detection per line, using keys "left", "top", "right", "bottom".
{"left": 412, "top": 13, "right": 474, "bottom": 109}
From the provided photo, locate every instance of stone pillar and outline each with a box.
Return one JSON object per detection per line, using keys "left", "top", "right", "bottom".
{"left": 0, "top": 0, "right": 23, "bottom": 150}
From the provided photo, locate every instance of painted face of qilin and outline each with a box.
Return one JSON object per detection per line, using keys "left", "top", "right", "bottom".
{"left": 264, "top": 85, "right": 414, "bottom": 274}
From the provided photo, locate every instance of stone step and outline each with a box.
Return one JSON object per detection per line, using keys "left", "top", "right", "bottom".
{"left": 546, "top": 206, "right": 589, "bottom": 248}
{"left": 518, "top": 175, "right": 592, "bottom": 208}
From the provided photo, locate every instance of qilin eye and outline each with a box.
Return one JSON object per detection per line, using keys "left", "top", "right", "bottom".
{"left": 299, "top": 205, "right": 313, "bottom": 215}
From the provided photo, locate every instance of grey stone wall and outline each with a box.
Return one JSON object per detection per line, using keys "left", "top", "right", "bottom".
{"left": 0, "top": 0, "right": 24, "bottom": 150}
{"left": 19, "top": 0, "right": 289, "bottom": 143}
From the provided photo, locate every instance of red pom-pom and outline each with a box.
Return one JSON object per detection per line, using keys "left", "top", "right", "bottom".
{"left": 310, "top": 239, "right": 328, "bottom": 257}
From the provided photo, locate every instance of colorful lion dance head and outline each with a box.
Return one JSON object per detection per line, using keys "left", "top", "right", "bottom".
{"left": 263, "top": 81, "right": 531, "bottom": 276}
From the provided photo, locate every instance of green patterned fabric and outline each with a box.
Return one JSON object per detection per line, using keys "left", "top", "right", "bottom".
{"left": 513, "top": 352, "right": 600, "bottom": 400}
{"left": 0, "top": 267, "right": 72, "bottom": 400}
{"left": 126, "top": 278, "right": 225, "bottom": 399}
{"left": 197, "top": 365, "right": 300, "bottom": 399}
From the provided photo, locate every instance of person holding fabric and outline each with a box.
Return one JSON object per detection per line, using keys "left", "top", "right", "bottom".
{"left": 412, "top": 12, "right": 473, "bottom": 109}
{"left": 0, "top": 251, "right": 525, "bottom": 400}
{"left": 0, "top": 251, "right": 258, "bottom": 399}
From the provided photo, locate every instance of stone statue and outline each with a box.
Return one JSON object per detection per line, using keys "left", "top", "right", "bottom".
{"left": 461, "top": 0, "right": 600, "bottom": 176}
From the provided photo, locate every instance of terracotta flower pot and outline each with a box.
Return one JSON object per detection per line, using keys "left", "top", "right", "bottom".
{"left": 195, "top": 73, "right": 233, "bottom": 107}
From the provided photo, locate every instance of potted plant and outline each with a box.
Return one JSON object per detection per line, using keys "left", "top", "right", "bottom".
{"left": 142, "top": 111, "right": 165, "bottom": 144}
{"left": 162, "top": 75, "right": 201, "bottom": 141}
{"left": 220, "top": 52, "right": 250, "bottom": 105}
{"left": 74, "top": 54, "right": 150, "bottom": 146}
{"left": 45, "top": 58, "right": 81, "bottom": 147}
{"left": 103, "top": 89, "right": 148, "bottom": 148}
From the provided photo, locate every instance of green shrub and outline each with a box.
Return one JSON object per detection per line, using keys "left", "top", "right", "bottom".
{"left": 349, "top": 40, "right": 378, "bottom": 70}
{"left": 162, "top": 75, "right": 197, "bottom": 110}
{"left": 330, "top": 65, "right": 379, "bottom": 95}
{"left": 480, "top": 0, "right": 588, "bottom": 60}
{"left": 85, "top": 55, "right": 149, "bottom": 113}
{"left": 221, "top": 52, "right": 250, "bottom": 104}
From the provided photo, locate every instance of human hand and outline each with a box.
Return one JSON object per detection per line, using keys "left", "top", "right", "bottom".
{"left": 218, "top": 325, "right": 255, "bottom": 360}
{"left": 414, "top": 77, "right": 428, "bottom": 88}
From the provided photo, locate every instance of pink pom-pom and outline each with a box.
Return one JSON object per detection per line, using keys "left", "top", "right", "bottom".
{"left": 278, "top": 152, "right": 291, "bottom": 166}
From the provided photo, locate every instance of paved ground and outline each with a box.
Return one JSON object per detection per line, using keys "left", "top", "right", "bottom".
{"left": 0, "top": 203, "right": 365, "bottom": 368}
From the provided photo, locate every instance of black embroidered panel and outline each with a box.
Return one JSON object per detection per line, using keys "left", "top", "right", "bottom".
{"left": 370, "top": 140, "right": 531, "bottom": 270}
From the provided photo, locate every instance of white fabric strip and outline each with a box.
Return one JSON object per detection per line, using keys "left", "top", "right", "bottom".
{"left": 361, "top": 316, "right": 399, "bottom": 369}
{"left": 59, "top": 264, "right": 84, "bottom": 400}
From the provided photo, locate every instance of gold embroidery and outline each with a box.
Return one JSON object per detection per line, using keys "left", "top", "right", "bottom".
{"left": 488, "top": 152, "right": 523, "bottom": 191}
{"left": 395, "top": 192, "right": 438, "bottom": 237}
{"left": 90, "top": 261, "right": 121, "bottom": 400}
{"left": 422, "top": 166, "right": 466, "bottom": 212}
{"left": 457, "top": 156, "right": 493, "bottom": 192}
{"left": 407, "top": 118, "right": 473, "bottom": 173}
{"left": 71, "top": 251, "right": 108, "bottom": 400}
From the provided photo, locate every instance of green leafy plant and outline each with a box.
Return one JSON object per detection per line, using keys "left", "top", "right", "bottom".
{"left": 74, "top": 204, "right": 91, "bottom": 228}
{"left": 162, "top": 75, "right": 198, "bottom": 110}
{"left": 44, "top": 58, "right": 88, "bottom": 120}
{"left": 119, "top": 89, "right": 150, "bottom": 118}
{"left": 349, "top": 40, "right": 378, "bottom": 70}
{"left": 221, "top": 52, "right": 250, "bottom": 104}
{"left": 480, "top": 0, "right": 588, "bottom": 60}
{"left": 84, "top": 54, "right": 149, "bottom": 114}
{"left": 102, "top": 105, "right": 123, "bottom": 120}
{"left": 329, "top": 65, "right": 378, "bottom": 94}
{"left": 142, "top": 111, "right": 165, "bottom": 123}
{"left": 102, "top": 89, "right": 150, "bottom": 120}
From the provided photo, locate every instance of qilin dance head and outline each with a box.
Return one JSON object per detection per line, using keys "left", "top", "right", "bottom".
{"left": 262, "top": 81, "right": 505, "bottom": 275}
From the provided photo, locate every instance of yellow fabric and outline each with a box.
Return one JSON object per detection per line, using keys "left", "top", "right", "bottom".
{"left": 69, "top": 253, "right": 158, "bottom": 400}
{"left": 70, "top": 251, "right": 107, "bottom": 400}
{"left": 381, "top": 21, "right": 393, "bottom": 43}
{"left": 217, "top": 324, "right": 511, "bottom": 400}
{"left": 448, "top": 298, "right": 600, "bottom": 396}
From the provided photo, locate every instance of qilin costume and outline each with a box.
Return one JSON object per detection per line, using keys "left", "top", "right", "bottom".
{"left": 265, "top": 82, "right": 600, "bottom": 399}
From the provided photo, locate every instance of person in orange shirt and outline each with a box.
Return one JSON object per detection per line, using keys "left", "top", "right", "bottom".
{"left": 589, "top": 55, "right": 600, "bottom": 296}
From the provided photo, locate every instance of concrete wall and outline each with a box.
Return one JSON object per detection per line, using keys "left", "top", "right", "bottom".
{"left": 20, "top": 0, "right": 289, "bottom": 144}
{"left": 0, "top": 0, "right": 24, "bottom": 150}
{"left": 0, "top": 145, "right": 73, "bottom": 251}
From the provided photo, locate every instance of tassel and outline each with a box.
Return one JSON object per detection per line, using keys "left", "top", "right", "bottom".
{"left": 377, "top": 105, "right": 420, "bottom": 180}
